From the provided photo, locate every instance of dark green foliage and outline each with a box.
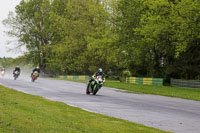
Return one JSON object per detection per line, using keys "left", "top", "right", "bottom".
{"left": 113, "top": 0, "right": 200, "bottom": 80}
{"left": 2, "top": 0, "right": 200, "bottom": 80}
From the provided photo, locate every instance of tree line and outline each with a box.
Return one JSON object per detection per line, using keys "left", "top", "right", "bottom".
{"left": 3, "top": 0, "right": 200, "bottom": 82}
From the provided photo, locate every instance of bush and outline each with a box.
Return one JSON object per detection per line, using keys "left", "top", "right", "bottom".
{"left": 120, "top": 70, "right": 132, "bottom": 82}
{"left": 122, "top": 70, "right": 131, "bottom": 77}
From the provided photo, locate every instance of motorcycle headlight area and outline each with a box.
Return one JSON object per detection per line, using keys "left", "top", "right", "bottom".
{"left": 99, "top": 79, "right": 103, "bottom": 82}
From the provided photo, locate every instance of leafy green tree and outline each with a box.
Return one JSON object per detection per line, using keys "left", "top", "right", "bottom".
{"left": 113, "top": 0, "right": 149, "bottom": 77}
{"left": 3, "top": 0, "right": 52, "bottom": 70}
{"left": 134, "top": 0, "right": 176, "bottom": 77}
{"left": 136, "top": 0, "right": 200, "bottom": 79}
{"left": 45, "top": 0, "right": 115, "bottom": 75}
{"left": 3, "top": 0, "right": 199, "bottom": 80}
{"left": 114, "top": 0, "right": 200, "bottom": 80}
{"left": 168, "top": 0, "right": 200, "bottom": 79}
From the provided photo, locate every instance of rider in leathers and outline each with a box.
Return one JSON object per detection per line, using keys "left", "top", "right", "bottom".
{"left": 88, "top": 68, "right": 106, "bottom": 88}
{"left": 1, "top": 68, "right": 5, "bottom": 72}
{"left": 13, "top": 66, "right": 21, "bottom": 76}
{"left": 31, "top": 66, "right": 40, "bottom": 77}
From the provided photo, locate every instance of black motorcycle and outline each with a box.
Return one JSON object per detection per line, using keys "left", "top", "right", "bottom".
{"left": 13, "top": 71, "right": 20, "bottom": 80}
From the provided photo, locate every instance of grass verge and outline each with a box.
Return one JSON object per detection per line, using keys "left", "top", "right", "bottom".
{"left": 54, "top": 78, "right": 200, "bottom": 101}
{"left": 104, "top": 82, "right": 200, "bottom": 101}
{"left": 0, "top": 85, "right": 168, "bottom": 133}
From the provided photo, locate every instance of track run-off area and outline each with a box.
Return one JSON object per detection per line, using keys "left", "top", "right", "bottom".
{"left": 0, "top": 76, "right": 200, "bottom": 133}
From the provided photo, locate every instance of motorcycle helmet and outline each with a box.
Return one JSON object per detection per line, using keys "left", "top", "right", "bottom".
{"left": 98, "top": 68, "right": 103, "bottom": 74}
{"left": 36, "top": 66, "right": 40, "bottom": 69}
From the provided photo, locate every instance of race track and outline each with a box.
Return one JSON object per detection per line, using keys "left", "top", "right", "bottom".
{"left": 0, "top": 76, "right": 200, "bottom": 133}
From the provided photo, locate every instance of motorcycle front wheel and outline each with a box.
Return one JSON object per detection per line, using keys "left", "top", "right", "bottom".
{"left": 93, "top": 85, "right": 99, "bottom": 95}
{"left": 32, "top": 77, "right": 35, "bottom": 82}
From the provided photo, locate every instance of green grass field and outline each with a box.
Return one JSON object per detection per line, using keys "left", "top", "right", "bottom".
{"left": 55, "top": 78, "right": 200, "bottom": 101}
{"left": 104, "top": 82, "right": 200, "bottom": 101}
{"left": 0, "top": 85, "right": 168, "bottom": 133}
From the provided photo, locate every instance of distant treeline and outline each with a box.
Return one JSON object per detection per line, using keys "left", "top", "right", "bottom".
{"left": 0, "top": 56, "right": 31, "bottom": 69}
{"left": 2, "top": 0, "right": 200, "bottom": 81}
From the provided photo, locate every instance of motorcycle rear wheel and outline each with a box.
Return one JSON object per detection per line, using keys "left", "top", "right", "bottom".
{"left": 86, "top": 83, "right": 91, "bottom": 94}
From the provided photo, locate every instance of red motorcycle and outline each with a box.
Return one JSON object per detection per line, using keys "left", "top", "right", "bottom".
{"left": 31, "top": 71, "right": 38, "bottom": 82}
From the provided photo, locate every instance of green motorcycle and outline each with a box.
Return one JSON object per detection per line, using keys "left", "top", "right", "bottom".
{"left": 86, "top": 75, "right": 105, "bottom": 95}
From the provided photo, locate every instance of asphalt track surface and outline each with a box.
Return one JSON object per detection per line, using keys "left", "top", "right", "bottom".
{"left": 0, "top": 76, "right": 200, "bottom": 133}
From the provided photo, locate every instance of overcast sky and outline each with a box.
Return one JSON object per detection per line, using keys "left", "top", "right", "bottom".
{"left": 0, "top": 0, "right": 22, "bottom": 58}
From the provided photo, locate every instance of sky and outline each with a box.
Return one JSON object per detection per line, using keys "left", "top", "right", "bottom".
{"left": 0, "top": 0, "right": 22, "bottom": 58}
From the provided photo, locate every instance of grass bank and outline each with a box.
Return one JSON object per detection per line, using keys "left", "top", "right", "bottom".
{"left": 104, "top": 82, "right": 200, "bottom": 101}
{"left": 0, "top": 85, "right": 168, "bottom": 133}
{"left": 54, "top": 78, "right": 200, "bottom": 101}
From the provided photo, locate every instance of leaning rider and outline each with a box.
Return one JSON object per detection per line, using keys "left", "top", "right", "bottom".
{"left": 13, "top": 66, "right": 21, "bottom": 75}
{"left": 1, "top": 67, "right": 5, "bottom": 72}
{"left": 31, "top": 66, "right": 40, "bottom": 77}
{"left": 88, "top": 68, "right": 106, "bottom": 86}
